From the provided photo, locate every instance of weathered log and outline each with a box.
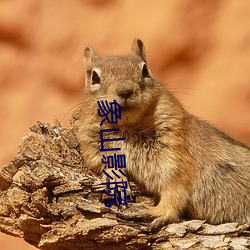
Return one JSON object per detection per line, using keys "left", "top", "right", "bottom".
{"left": 0, "top": 109, "right": 249, "bottom": 249}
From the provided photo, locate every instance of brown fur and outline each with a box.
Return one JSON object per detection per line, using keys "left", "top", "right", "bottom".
{"left": 78, "top": 39, "right": 250, "bottom": 229}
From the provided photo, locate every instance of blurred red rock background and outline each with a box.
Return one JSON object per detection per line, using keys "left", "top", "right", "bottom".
{"left": 0, "top": 1, "right": 250, "bottom": 249}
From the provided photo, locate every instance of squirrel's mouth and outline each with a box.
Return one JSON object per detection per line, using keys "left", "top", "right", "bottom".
{"left": 117, "top": 96, "right": 137, "bottom": 108}
{"left": 119, "top": 100, "right": 136, "bottom": 111}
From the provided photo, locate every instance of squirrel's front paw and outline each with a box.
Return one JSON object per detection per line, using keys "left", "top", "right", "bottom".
{"left": 129, "top": 202, "right": 150, "bottom": 213}
{"left": 127, "top": 203, "right": 179, "bottom": 230}
{"left": 150, "top": 216, "right": 169, "bottom": 230}
{"left": 127, "top": 202, "right": 157, "bottom": 221}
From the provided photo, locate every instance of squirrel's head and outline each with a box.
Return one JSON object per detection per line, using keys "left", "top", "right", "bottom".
{"left": 83, "top": 39, "right": 160, "bottom": 124}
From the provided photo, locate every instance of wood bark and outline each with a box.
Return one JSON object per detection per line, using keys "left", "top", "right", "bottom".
{"left": 0, "top": 108, "right": 249, "bottom": 249}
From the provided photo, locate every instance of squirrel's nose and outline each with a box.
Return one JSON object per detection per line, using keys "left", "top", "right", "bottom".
{"left": 116, "top": 88, "right": 133, "bottom": 99}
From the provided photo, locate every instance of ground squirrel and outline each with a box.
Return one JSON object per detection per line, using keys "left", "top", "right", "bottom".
{"left": 78, "top": 38, "right": 250, "bottom": 229}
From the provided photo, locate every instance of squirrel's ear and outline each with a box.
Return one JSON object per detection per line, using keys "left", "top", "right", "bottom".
{"left": 83, "top": 45, "right": 98, "bottom": 71}
{"left": 83, "top": 46, "right": 99, "bottom": 86}
{"left": 131, "top": 38, "right": 147, "bottom": 63}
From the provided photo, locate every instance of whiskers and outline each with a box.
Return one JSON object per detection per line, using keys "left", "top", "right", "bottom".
{"left": 164, "top": 80, "right": 205, "bottom": 96}
{"left": 162, "top": 80, "right": 208, "bottom": 111}
{"left": 61, "top": 102, "right": 83, "bottom": 122}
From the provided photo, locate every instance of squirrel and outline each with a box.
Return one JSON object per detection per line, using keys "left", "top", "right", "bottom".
{"left": 78, "top": 38, "right": 250, "bottom": 230}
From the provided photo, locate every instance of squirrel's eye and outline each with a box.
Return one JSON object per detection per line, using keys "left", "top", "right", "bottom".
{"left": 142, "top": 63, "right": 149, "bottom": 78}
{"left": 91, "top": 70, "right": 100, "bottom": 85}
